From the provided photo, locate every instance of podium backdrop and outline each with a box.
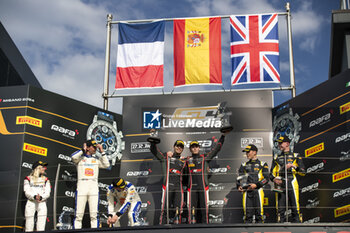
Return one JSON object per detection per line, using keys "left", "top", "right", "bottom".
{"left": 0, "top": 85, "right": 122, "bottom": 231}
{"left": 1, "top": 69, "right": 349, "bottom": 232}
{"left": 272, "top": 70, "right": 350, "bottom": 223}
{"left": 121, "top": 91, "right": 275, "bottom": 224}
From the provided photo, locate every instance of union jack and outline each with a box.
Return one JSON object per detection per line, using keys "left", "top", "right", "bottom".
{"left": 230, "top": 14, "right": 280, "bottom": 85}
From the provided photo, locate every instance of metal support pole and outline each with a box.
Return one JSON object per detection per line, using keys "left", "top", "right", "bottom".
{"left": 53, "top": 163, "right": 61, "bottom": 230}
{"left": 284, "top": 154, "right": 289, "bottom": 223}
{"left": 103, "top": 14, "right": 113, "bottom": 110}
{"left": 286, "top": 3, "right": 296, "bottom": 98}
{"left": 166, "top": 157, "right": 170, "bottom": 224}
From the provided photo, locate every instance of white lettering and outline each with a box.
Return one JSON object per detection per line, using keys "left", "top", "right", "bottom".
{"left": 51, "top": 125, "right": 76, "bottom": 137}
{"left": 333, "top": 187, "right": 350, "bottom": 198}
{"left": 65, "top": 191, "right": 75, "bottom": 198}
{"left": 302, "top": 182, "right": 319, "bottom": 193}
{"left": 309, "top": 113, "right": 331, "bottom": 128}
{"left": 307, "top": 162, "right": 324, "bottom": 173}
{"left": 162, "top": 118, "right": 221, "bottom": 129}
{"left": 126, "top": 171, "right": 149, "bottom": 177}
{"left": 335, "top": 132, "right": 350, "bottom": 143}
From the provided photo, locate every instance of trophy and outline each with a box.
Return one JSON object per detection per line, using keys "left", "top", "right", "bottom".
{"left": 147, "top": 129, "right": 161, "bottom": 144}
{"left": 272, "top": 176, "right": 284, "bottom": 193}
{"left": 237, "top": 174, "right": 250, "bottom": 190}
{"left": 216, "top": 102, "right": 233, "bottom": 133}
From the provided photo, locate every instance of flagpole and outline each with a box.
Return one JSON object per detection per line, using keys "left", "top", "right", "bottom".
{"left": 103, "top": 14, "right": 113, "bottom": 110}
{"left": 106, "top": 86, "right": 293, "bottom": 97}
{"left": 286, "top": 3, "right": 296, "bottom": 98}
{"left": 110, "top": 12, "right": 288, "bottom": 24}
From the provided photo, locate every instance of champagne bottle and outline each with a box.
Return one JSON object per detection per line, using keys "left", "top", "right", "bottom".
{"left": 174, "top": 207, "right": 179, "bottom": 224}
{"left": 191, "top": 206, "right": 196, "bottom": 224}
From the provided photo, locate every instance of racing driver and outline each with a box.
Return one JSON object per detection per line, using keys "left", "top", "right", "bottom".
{"left": 71, "top": 139, "right": 110, "bottom": 229}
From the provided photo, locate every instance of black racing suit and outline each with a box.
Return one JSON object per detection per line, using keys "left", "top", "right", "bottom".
{"left": 150, "top": 143, "right": 186, "bottom": 224}
{"left": 187, "top": 135, "right": 225, "bottom": 224}
{"left": 236, "top": 159, "right": 269, "bottom": 223}
{"left": 270, "top": 151, "right": 306, "bottom": 222}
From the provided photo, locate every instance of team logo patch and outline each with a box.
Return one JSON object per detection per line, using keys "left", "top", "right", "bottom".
{"left": 84, "top": 168, "right": 94, "bottom": 176}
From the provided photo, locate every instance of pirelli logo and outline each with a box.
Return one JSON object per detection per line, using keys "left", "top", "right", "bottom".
{"left": 23, "top": 143, "right": 47, "bottom": 156}
{"left": 305, "top": 142, "right": 324, "bottom": 158}
{"left": 340, "top": 102, "right": 350, "bottom": 115}
{"left": 334, "top": 204, "right": 350, "bottom": 218}
{"left": 16, "top": 116, "right": 42, "bottom": 128}
{"left": 333, "top": 168, "right": 350, "bottom": 183}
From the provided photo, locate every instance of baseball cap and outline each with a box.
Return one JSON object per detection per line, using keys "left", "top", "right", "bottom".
{"left": 189, "top": 141, "right": 200, "bottom": 147}
{"left": 174, "top": 140, "right": 185, "bottom": 147}
{"left": 86, "top": 139, "right": 97, "bottom": 147}
{"left": 276, "top": 136, "right": 291, "bottom": 143}
{"left": 112, "top": 178, "right": 126, "bottom": 189}
{"left": 242, "top": 144, "right": 258, "bottom": 152}
{"left": 32, "top": 161, "right": 48, "bottom": 170}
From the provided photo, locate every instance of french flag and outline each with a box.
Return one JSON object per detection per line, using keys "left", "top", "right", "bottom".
{"left": 115, "top": 21, "right": 165, "bottom": 89}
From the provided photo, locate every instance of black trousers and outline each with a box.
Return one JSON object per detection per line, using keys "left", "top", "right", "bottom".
{"left": 276, "top": 181, "right": 301, "bottom": 223}
{"left": 159, "top": 185, "right": 184, "bottom": 224}
{"left": 188, "top": 186, "right": 209, "bottom": 224}
{"left": 243, "top": 189, "right": 264, "bottom": 223}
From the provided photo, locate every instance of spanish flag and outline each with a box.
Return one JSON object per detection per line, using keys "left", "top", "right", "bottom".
{"left": 174, "top": 17, "right": 222, "bottom": 86}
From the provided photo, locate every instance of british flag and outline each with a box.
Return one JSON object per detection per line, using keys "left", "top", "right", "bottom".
{"left": 230, "top": 14, "right": 280, "bottom": 85}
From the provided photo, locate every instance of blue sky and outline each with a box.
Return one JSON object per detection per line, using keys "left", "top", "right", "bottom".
{"left": 0, "top": 0, "right": 340, "bottom": 113}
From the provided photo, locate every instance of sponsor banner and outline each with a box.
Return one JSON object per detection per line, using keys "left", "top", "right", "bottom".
{"left": 303, "top": 216, "right": 321, "bottom": 224}
{"left": 333, "top": 168, "right": 350, "bottom": 183}
{"left": 240, "top": 137, "right": 263, "bottom": 148}
{"left": 7, "top": 86, "right": 123, "bottom": 229}
{"left": 23, "top": 142, "right": 48, "bottom": 156}
{"left": 131, "top": 142, "right": 151, "bottom": 153}
{"left": 305, "top": 198, "right": 320, "bottom": 209}
{"left": 142, "top": 106, "right": 222, "bottom": 131}
{"left": 305, "top": 142, "right": 324, "bottom": 157}
{"left": 340, "top": 101, "right": 350, "bottom": 115}
{"left": 308, "top": 111, "right": 332, "bottom": 128}
{"left": 333, "top": 186, "right": 350, "bottom": 198}
{"left": 0, "top": 85, "right": 35, "bottom": 108}
{"left": 335, "top": 132, "right": 350, "bottom": 144}
{"left": 301, "top": 181, "right": 320, "bottom": 193}
{"left": 306, "top": 160, "right": 326, "bottom": 174}
{"left": 334, "top": 204, "right": 350, "bottom": 218}
{"left": 208, "top": 213, "right": 223, "bottom": 224}
{"left": 340, "top": 149, "right": 350, "bottom": 162}
{"left": 16, "top": 115, "right": 42, "bottom": 128}
{"left": 124, "top": 91, "right": 273, "bottom": 224}
{"left": 273, "top": 69, "right": 350, "bottom": 222}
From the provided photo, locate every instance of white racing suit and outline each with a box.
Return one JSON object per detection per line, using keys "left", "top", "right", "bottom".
{"left": 24, "top": 175, "right": 51, "bottom": 232}
{"left": 107, "top": 181, "right": 142, "bottom": 226}
{"left": 71, "top": 150, "right": 110, "bottom": 229}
